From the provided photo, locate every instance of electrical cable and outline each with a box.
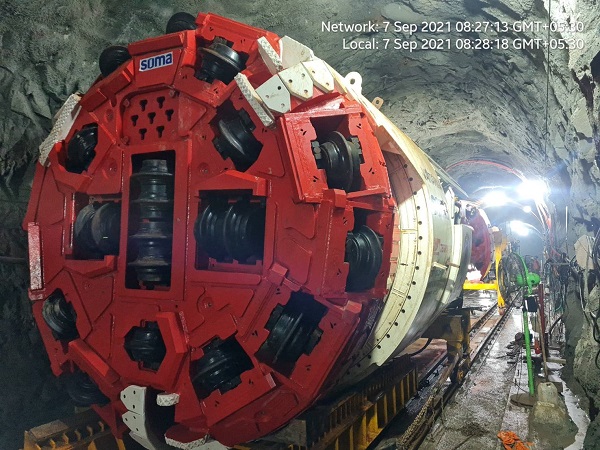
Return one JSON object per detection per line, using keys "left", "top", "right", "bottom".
{"left": 0, "top": 255, "right": 27, "bottom": 264}
{"left": 543, "top": 0, "right": 552, "bottom": 165}
{"left": 547, "top": 315, "right": 563, "bottom": 338}
{"left": 578, "top": 271, "right": 592, "bottom": 325}
{"left": 513, "top": 343, "right": 531, "bottom": 396}
{"left": 589, "top": 230, "right": 600, "bottom": 368}
{"left": 407, "top": 338, "right": 433, "bottom": 357}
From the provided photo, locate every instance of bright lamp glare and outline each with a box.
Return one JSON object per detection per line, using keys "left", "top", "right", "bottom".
{"left": 522, "top": 205, "right": 532, "bottom": 213}
{"left": 481, "top": 191, "right": 509, "bottom": 207}
{"left": 518, "top": 179, "right": 548, "bottom": 200}
{"left": 510, "top": 220, "right": 530, "bottom": 237}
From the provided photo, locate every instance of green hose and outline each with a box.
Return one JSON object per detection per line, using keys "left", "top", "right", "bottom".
{"left": 522, "top": 307, "right": 535, "bottom": 396}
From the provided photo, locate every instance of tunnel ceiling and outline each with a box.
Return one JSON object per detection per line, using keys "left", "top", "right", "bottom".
{"left": 0, "top": 0, "right": 598, "bottom": 216}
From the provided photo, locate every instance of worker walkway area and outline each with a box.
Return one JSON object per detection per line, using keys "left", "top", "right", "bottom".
{"left": 395, "top": 293, "right": 588, "bottom": 450}
{"left": 409, "top": 304, "right": 531, "bottom": 449}
{"left": 22, "top": 291, "right": 585, "bottom": 450}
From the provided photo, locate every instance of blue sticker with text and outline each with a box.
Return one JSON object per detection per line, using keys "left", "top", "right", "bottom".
{"left": 139, "top": 52, "right": 173, "bottom": 72}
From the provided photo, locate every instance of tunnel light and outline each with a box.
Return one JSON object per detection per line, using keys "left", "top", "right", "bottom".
{"left": 518, "top": 179, "right": 548, "bottom": 200}
{"left": 509, "top": 220, "right": 530, "bottom": 237}
{"left": 509, "top": 220, "right": 544, "bottom": 239}
{"left": 481, "top": 190, "right": 509, "bottom": 207}
{"left": 522, "top": 205, "right": 532, "bottom": 213}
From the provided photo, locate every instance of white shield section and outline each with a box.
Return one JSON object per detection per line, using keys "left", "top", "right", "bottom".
{"left": 329, "top": 66, "right": 472, "bottom": 385}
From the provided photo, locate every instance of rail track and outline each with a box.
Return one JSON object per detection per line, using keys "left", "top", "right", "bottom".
{"left": 375, "top": 299, "right": 512, "bottom": 450}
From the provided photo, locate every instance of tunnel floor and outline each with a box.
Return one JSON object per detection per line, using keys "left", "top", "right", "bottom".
{"left": 414, "top": 293, "right": 588, "bottom": 450}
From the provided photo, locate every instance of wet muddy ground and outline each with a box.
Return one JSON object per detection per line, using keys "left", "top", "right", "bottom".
{"left": 418, "top": 295, "right": 587, "bottom": 450}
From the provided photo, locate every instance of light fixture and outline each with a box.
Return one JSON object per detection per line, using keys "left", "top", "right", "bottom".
{"left": 481, "top": 190, "right": 509, "bottom": 207}
{"left": 509, "top": 220, "right": 530, "bottom": 237}
{"left": 517, "top": 179, "right": 548, "bottom": 200}
{"left": 522, "top": 205, "right": 532, "bottom": 213}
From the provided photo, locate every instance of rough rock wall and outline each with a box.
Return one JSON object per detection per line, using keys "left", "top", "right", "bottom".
{"left": 0, "top": 177, "right": 74, "bottom": 448}
{"left": 560, "top": 0, "right": 600, "bottom": 443}
{"left": 0, "top": 0, "right": 599, "bottom": 449}
{"left": 571, "top": 283, "right": 600, "bottom": 449}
